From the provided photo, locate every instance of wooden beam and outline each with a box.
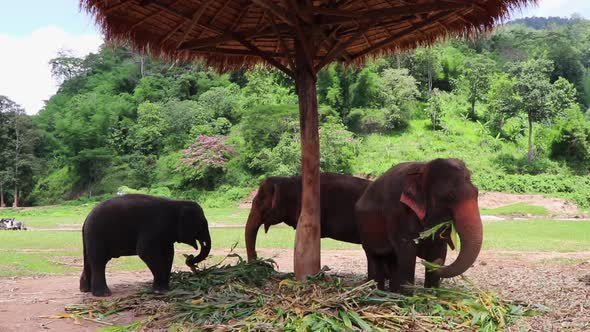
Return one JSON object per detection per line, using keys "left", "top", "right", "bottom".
{"left": 286, "top": 0, "right": 315, "bottom": 74}
{"left": 293, "top": 36, "right": 321, "bottom": 282}
{"left": 196, "top": 47, "right": 283, "bottom": 57}
{"left": 315, "top": 24, "right": 371, "bottom": 71}
{"left": 270, "top": 13, "right": 296, "bottom": 71}
{"left": 145, "top": 2, "right": 222, "bottom": 35}
{"left": 317, "top": 2, "right": 470, "bottom": 25}
{"left": 349, "top": 11, "right": 456, "bottom": 61}
{"left": 180, "top": 24, "right": 292, "bottom": 50}
{"left": 251, "top": 0, "right": 296, "bottom": 26}
{"left": 176, "top": 0, "right": 215, "bottom": 48}
{"left": 233, "top": 34, "right": 295, "bottom": 78}
{"left": 161, "top": 20, "right": 186, "bottom": 44}
{"left": 105, "top": 0, "right": 131, "bottom": 14}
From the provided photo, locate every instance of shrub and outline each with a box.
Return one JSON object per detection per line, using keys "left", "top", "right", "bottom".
{"left": 250, "top": 122, "right": 359, "bottom": 176}
{"left": 550, "top": 109, "right": 590, "bottom": 164}
{"left": 29, "top": 167, "right": 76, "bottom": 205}
{"left": 347, "top": 108, "right": 407, "bottom": 134}
{"left": 178, "top": 135, "right": 235, "bottom": 189}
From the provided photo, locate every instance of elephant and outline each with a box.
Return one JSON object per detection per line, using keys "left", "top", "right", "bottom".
{"left": 80, "top": 194, "right": 211, "bottom": 296}
{"left": 245, "top": 172, "right": 371, "bottom": 262}
{"left": 355, "top": 158, "right": 482, "bottom": 292}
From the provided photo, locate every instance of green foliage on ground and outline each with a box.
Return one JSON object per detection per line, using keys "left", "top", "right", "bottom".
{"left": 64, "top": 255, "right": 537, "bottom": 331}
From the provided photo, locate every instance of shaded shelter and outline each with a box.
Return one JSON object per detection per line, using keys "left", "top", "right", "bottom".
{"left": 81, "top": 0, "right": 535, "bottom": 280}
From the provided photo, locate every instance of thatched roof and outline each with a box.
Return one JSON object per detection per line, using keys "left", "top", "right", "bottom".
{"left": 81, "top": 0, "right": 536, "bottom": 73}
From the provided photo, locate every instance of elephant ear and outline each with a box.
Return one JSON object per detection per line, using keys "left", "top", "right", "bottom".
{"left": 177, "top": 206, "right": 196, "bottom": 243}
{"left": 400, "top": 173, "right": 426, "bottom": 222}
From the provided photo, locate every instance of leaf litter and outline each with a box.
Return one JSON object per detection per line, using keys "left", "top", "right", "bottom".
{"left": 63, "top": 248, "right": 542, "bottom": 331}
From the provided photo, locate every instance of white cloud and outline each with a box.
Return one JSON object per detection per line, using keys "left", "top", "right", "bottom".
{"left": 0, "top": 26, "right": 102, "bottom": 114}
{"left": 512, "top": 0, "right": 590, "bottom": 19}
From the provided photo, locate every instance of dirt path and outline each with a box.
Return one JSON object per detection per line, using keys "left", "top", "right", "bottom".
{"left": 1, "top": 249, "right": 589, "bottom": 332}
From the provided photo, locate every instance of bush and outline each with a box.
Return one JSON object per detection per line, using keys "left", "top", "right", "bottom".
{"left": 473, "top": 172, "right": 590, "bottom": 209}
{"left": 550, "top": 109, "right": 590, "bottom": 164}
{"left": 29, "top": 167, "right": 77, "bottom": 205}
{"left": 178, "top": 135, "right": 235, "bottom": 189}
{"left": 179, "top": 185, "right": 253, "bottom": 208}
{"left": 241, "top": 104, "right": 299, "bottom": 152}
{"left": 250, "top": 122, "right": 359, "bottom": 176}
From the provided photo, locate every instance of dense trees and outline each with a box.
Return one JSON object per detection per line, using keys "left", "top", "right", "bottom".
{"left": 2, "top": 16, "right": 590, "bottom": 207}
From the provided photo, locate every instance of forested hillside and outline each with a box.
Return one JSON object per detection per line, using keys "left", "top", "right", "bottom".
{"left": 2, "top": 17, "right": 590, "bottom": 208}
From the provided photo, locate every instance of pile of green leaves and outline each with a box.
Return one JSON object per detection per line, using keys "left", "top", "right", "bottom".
{"left": 64, "top": 252, "right": 539, "bottom": 332}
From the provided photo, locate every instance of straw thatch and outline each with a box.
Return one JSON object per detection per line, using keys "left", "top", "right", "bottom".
{"left": 81, "top": 0, "right": 536, "bottom": 73}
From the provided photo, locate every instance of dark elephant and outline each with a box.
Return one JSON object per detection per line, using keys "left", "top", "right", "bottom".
{"left": 80, "top": 194, "right": 211, "bottom": 296}
{"left": 355, "top": 158, "right": 482, "bottom": 292}
{"left": 245, "top": 173, "right": 371, "bottom": 262}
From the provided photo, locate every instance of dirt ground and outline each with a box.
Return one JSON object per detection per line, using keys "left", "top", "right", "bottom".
{"left": 1, "top": 249, "right": 589, "bottom": 332}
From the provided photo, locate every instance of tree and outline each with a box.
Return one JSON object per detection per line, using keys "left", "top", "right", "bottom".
{"left": 412, "top": 47, "right": 440, "bottom": 96}
{"left": 461, "top": 54, "right": 496, "bottom": 120}
{"left": 378, "top": 68, "right": 420, "bottom": 130}
{"left": 49, "top": 49, "right": 86, "bottom": 84}
{"left": 486, "top": 73, "right": 519, "bottom": 134}
{"left": 0, "top": 96, "right": 38, "bottom": 207}
{"left": 427, "top": 88, "right": 444, "bottom": 130}
{"left": 509, "top": 58, "right": 574, "bottom": 163}
{"left": 132, "top": 102, "right": 167, "bottom": 155}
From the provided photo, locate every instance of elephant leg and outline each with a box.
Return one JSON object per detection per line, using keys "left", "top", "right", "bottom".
{"left": 79, "top": 258, "right": 91, "bottom": 293}
{"left": 365, "top": 250, "right": 376, "bottom": 282}
{"left": 368, "top": 253, "right": 387, "bottom": 290}
{"left": 422, "top": 240, "right": 447, "bottom": 288}
{"left": 139, "top": 243, "right": 174, "bottom": 292}
{"left": 391, "top": 241, "right": 416, "bottom": 293}
{"left": 90, "top": 256, "right": 111, "bottom": 297}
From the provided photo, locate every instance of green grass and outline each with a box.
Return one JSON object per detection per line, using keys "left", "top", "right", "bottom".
{"left": 0, "top": 206, "right": 250, "bottom": 229}
{"left": 480, "top": 203, "right": 549, "bottom": 216}
{"left": 1, "top": 219, "right": 589, "bottom": 277}
{"left": 2, "top": 202, "right": 589, "bottom": 277}
{"left": 483, "top": 219, "right": 590, "bottom": 251}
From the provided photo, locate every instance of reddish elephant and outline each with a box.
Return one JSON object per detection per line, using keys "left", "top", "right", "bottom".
{"left": 355, "top": 158, "right": 482, "bottom": 292}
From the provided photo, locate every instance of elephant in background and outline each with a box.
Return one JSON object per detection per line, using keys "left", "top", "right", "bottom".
{"left": 355, "top": 158, "right": 482, "bottom": 292}
{"left": 245, "top": 173, "right": 371, "bottom": 262}
{"left": 80, "top": 194, "right": 211, "bottom": 296}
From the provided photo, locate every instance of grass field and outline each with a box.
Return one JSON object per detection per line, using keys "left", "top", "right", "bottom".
{"left": 1, "top": 204, "right": 589, "bottom": 277}
{"left": 480, "top": 203, "right": 549, "bottom": 216}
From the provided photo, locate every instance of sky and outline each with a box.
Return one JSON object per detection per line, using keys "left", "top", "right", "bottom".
{"left": 0, "top": 0, "right": 589, "bottom": 115}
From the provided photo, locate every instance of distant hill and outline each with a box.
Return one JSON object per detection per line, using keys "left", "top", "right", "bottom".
{"left": 508, "top": 16, "right": 584, "bottom": 29}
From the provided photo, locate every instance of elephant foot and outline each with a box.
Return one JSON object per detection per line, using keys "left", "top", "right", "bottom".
{"left": 91, "top": 287, "right": 112, "bottom": 297}
{"left": 152, "top": 282, "right": 170, "bottom": 294}
{"left": 79, "top": 278, "right": 91, "bottom": 293}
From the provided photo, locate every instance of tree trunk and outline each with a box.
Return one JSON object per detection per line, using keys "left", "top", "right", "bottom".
{"left": 469, "top": 93, "right": 476, "bottom": 120}
{"left": 13, "top": 185, "right": 18, "bottom": 208}
{"left": 0, "top": 183, "right": 5, "bottom": 208}
{"left": 427, "top": 60, "right": 433, "bottom": 96}
{"left": 293, "top": 43, "right": 321, "bottom": 281}
{"left": 527, "top": 114, "right": 534, "bottom": 163}
{"left": 13, "top": 110, "right": 20, "bottom": 208}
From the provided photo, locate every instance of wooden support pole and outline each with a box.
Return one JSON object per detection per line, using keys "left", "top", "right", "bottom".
{"left": 293, "top": 39, "right": 321, "bottom": 281}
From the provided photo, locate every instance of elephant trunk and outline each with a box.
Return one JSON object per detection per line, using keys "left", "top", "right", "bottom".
{"left": 245, "top": 202, "right": 262, "bottom": 262}
{"left": 434, "top": 199, "right": 483, "bottom": 279}
{"left": 187, "top": 232, "right": 211, "bottom": 266}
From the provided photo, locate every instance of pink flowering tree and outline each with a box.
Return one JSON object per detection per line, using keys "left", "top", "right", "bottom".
{"left": 179, "top": 135, "right": 235, "bottom": 188}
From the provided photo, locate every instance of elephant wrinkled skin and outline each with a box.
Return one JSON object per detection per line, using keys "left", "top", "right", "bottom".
{"left": 245, "top": 173, "right": 370, "bottom": 262}
{"left": 355, "top": 158, "right": 483, "bottom": 292}
{"left": 80, "top": 194, "right": 211, "bottom": 296}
